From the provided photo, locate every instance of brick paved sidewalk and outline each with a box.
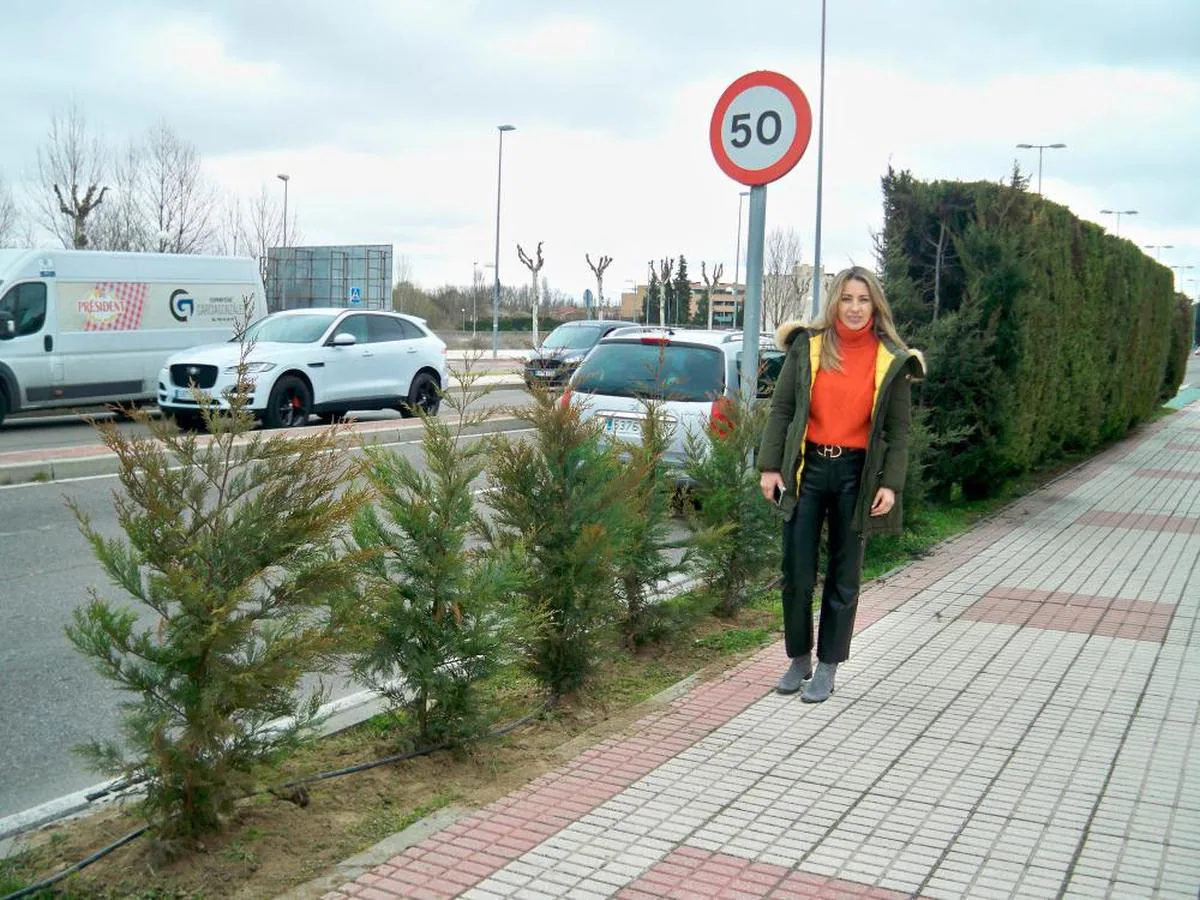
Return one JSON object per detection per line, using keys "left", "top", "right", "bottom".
{"left": 321, "top": 402, "right": 1200, "bottom": 900}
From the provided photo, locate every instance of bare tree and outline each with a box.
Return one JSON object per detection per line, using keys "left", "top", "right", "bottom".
{"left": 211, "top": 192, "right": 246, "bottom": 256}
{"left": 243, "top": 184, "right": 299, "bottom": 285}
{"left": 0, "top": 173, "right": 25, "bottom": 247}
{"left": 585, "top": 252, "right": 612, "bottom": 321}
{"left": 32, "top": 104, "right": 109, "bottom": 249}
{"left": 762, "top": 227, "right": 811, "bottom": 330}
{"left": 701, "top": 261, "right": 724, "bottom": 328}
{"left": 517, "top": 241, "right": 544, "bottom": 346}
{"left": 91, "top": 139, "right": 145, "bottom": 251}
{"left": 138, "top": 121, "right": 218, "bottom": 254}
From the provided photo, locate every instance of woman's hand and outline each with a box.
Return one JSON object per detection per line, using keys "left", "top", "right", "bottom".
{"left": 870, "top": 487, "right": 896, "bottom": 517}
{"left": 760, "top": 471, "right": 784, "bottom": 503}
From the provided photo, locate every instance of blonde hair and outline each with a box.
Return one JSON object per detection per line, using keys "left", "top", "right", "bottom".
{"left": 814, "top": 266, "right": 907, "bottom": 372}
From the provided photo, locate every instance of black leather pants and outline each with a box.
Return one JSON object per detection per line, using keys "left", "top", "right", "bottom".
{"left": 781, "top": 448, "right": 866, "bottom": 663}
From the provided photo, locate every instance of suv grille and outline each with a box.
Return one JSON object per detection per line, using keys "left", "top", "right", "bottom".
{"left": 170, "top": 364, "right": 218, "bottom": 389}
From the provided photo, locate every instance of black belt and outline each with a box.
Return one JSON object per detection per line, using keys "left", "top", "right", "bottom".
{"left": 806, "top": 442, "right": 865, "bottom": 459}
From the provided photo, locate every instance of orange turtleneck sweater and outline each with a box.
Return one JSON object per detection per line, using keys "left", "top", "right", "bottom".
{"left": 806, "top": 318, "right": 878, "bottom": 450}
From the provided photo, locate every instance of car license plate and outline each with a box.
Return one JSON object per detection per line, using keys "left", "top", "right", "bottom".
{"left": 604, "top": 416, "right": 642, "bottom": 436}
{"left": 534, "top": 369, "right": 555, "bottom": 378}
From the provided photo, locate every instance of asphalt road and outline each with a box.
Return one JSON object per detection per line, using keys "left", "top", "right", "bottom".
{"left": 0, "top": 385, "right": 528, "bottom": 455}
{"left": 0, "top": 395, "right": 531, "bottom": 822}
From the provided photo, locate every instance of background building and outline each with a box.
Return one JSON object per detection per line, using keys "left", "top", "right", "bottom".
{"left": 265, "top": 244, "right": 393, "bottom": 312}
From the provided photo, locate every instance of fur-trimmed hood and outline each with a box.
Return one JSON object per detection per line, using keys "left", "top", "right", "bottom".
{"left": 774, "top": 319, "right": 809, "bottom": 351}
{"left": 773, "top": 319, "right": 926, "bottom": 381}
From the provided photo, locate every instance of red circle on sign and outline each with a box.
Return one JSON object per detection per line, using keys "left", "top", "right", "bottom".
{"left": 709, "top": 70, "right": 813, "bottom": 186}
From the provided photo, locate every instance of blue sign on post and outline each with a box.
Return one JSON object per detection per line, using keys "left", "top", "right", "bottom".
{"left": 349, "top": 286, "right": 362, "bottom": 305}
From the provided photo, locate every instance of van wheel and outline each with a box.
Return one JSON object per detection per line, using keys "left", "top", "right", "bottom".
{"left": 265, "top": 376, "right": 312, "bottom": 429}
{"left": 400, "top": 373, "right": 440, "bottom": 418}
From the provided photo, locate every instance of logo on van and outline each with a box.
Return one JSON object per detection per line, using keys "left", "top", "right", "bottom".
{"left": 78, "top": 288, "right": 123, "bottom": 327}
{"left": 170, "top": 289, "right": 195, "bottom": 322}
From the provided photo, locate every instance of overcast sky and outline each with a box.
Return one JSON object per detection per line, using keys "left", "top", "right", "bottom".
{"left": 3, "top": 0, "right": 1199, "bottom": 300}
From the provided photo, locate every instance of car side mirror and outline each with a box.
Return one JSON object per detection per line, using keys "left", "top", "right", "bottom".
{"left": 330, "top": 332, "right": 357, "bottom": 347}
{"left": 0, "top": 311, "right": 14, "bottom": 340}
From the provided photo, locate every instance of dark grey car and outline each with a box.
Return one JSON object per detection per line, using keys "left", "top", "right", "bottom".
{"left": 524, "top": 320, "right": 640, "bottom": 389}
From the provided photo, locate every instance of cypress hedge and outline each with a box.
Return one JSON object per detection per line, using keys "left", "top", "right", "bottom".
{"left": 879, "top": 166, "right": 1186, "bottom": 500}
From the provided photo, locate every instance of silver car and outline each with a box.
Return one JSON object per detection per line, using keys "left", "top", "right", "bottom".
{"left": 563, "top": 327, "right": 784, "bottom": 468}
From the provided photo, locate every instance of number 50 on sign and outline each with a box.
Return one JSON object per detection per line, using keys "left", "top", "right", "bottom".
{"left": 709, "top": 71, "right": 813, "bottom": 186}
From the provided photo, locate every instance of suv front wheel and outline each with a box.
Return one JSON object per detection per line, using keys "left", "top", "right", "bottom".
{"left": 264, "top": 375, "right": 313, "bottom": 429}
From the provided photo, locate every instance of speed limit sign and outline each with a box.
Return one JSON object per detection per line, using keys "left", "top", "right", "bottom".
{"left": 710, "top": 71, "right": 813, "bottom": 186}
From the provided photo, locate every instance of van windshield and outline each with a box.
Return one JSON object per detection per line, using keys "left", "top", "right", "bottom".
{"left": 241, "top": 313, "right": 338, "bottom": 344}
{"left": 572, "top": 342, "right": 724, "bottom": 402}
{"left": 543, "top": 326, "right": 602, "bottom": 351}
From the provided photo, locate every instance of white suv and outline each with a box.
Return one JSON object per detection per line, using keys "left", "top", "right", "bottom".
{"left": 563, "top": 327, "right": 784, "bottom": 468}
{"left": 157, "top": 308, "right": 448, "bottom": 429}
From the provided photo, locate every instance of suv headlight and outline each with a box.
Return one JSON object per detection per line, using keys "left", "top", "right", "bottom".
{"left": 223, "top": 362, "right": 276, "bottom": 374}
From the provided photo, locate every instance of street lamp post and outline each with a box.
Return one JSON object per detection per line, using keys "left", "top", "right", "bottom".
{"left": 276, "top": 174, "right": 290, "bottom": 247}
{"left": 1171, "top": 265, "right": 1195, "bottom": 291}
{"left": 276, "top": 174, "right": 290, "bottom": 311}
{"left": 1144, "top": 244, "right": 1174, "bottom": 261}
{"left": 1099, "top": 209, "right": 1138, "bottom": 237}
{"left": 462, "top": 307, "right": 467, "bottom": 331}
{"left": 491, "top": 125, "right": 516, "bottom": 359}
{"left": 1015, "top": 143, "right": 1066, "bottom": 195}
{"left": 732, "top": 190, "right": 750, "bottom": 329}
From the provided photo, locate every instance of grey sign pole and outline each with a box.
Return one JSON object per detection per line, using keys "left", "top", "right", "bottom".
{"left": 810, "top": 0, "right": 827, "bottom": 321}
{"left": 739, "top": 184, "right": 767, "bottom": 407}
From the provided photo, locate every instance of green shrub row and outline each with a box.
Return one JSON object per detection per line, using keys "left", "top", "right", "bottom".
{"left": 67, "top": 355, "right": 779, "bottom": 847}
{"left": 879, "top": 166, "right": 1188, "bottom": 500}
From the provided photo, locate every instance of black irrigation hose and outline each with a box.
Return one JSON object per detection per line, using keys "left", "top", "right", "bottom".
{"left": 1, "top": 825, "right": 148, "bottom": 900}
{"left": 276, "top": 695, "right": 558, "bottom": 791}
{"left": 1, "top": 697, "right": 558, "bottom": 900}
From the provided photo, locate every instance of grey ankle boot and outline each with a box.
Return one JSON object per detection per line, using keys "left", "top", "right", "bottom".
{"left": 775, "top": 658, "right": 812, "bottom": 694}
{"left": 801, "top": 661, "right": 837, "bottom": 703}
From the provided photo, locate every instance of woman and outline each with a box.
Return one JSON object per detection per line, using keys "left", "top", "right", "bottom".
{"left": 758, "top": 266, "right": 924, "bottom": 703}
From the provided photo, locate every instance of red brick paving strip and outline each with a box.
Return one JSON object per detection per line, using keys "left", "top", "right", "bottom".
{"left": 615, "top": 848, "right": 914, "bottom": 899}
{"left": 1135, "top": 468, "right": 1200, "bottom": 481}
{"left": 1076, "top": 510, "right": 1200, "bottom": 535}
{"left": 962, "top": 587, "right": 1176, "bottom": 643}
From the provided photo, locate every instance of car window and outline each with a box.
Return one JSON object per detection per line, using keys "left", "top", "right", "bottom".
{"left": 543, "top": 326, "right": 601, "bottom": 351}
{"left": 572, "top": 342, "right": 724, "bottom": 402}
{"left": 0, "top": 282, "right": 47, "bottom": 337}
{"left": 337, "top": 315, "right": 370, "bottom": 344}
{"left": 738, "top": 350, "right": 787, "bottom": 398}
{"left": 396, "top": 318, "right": 424, "bottom": 340}
{"left": 367, "top": 315, "right": 408, "bottom": 343}
{"left": 243, "top": 313, "right": 338, "bottom": 344}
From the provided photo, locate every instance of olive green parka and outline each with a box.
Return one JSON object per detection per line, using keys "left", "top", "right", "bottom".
{"left": 757, "top": 320, "right": 925, "bottom": 537}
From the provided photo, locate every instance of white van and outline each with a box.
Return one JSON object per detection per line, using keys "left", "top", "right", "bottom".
{"left": 0, "top": 249, "right": 266, "bottom": 426}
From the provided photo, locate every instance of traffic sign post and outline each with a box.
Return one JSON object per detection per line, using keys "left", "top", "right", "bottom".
{"left": 349, "top": 286, "right": 362, "bottom": 306}
{"left": 710, "top": 70, "right": 813, "bottom": 406}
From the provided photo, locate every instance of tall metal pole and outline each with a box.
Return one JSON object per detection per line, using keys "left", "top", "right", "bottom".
{"left": 740, "top": 186, "right": 767, "bottom": 407}
{"left": 810, "top": 0, "right": 827, "bottom": 321}
{"left": 472, "top": 260, "right": 479, "bottom": 337}
{"left": 492, "top": 125, "right": 515, "bottom": 358}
